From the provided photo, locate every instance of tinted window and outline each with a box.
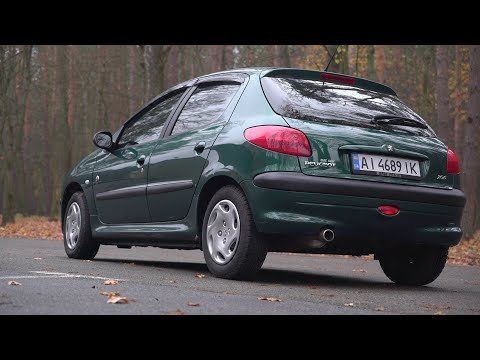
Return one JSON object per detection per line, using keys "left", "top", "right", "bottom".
{"left": 171, "top": 83, "right": 240, "bottom": 135}
{"left": 261, "top": 77, "right": 434, "bottom": 137}
{"left": 120, "top": 90, "right": 185, "bottom": 145}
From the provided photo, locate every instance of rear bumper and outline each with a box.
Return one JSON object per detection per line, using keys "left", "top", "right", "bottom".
{"left": 253, "top": 172, "right": 466, "bottom": 207}
{"left": 242, "top": 172, "right": 465, "bottom": 252}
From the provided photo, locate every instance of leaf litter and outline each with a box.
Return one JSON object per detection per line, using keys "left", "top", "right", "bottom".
{"left": 104, "top": 279, "right": 119, "bottom": 285}
{"left": 3, "top": 216, "right": 479, "bottom": 267}
{"left": 258, "top": 297, "right": 282, "bottom": 302}
{"left": 107, "top": 296, "right": 129, "bottom": 304}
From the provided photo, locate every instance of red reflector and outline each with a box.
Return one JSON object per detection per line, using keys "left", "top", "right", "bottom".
{"left": 378, "top": 205, "right": 399, "bottom": 216}
{"left": 447, "top": 148, "right": 460, "bottom": 174}
{"left": 320, "top": 73, "right": 356, "bottom": 86}
{"left": 244, "top": 126, "right": 312, "bottom": 157}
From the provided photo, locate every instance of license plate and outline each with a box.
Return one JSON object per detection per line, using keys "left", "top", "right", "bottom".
{"left": 351, "top": 153, "right": 421, "bottom": 180}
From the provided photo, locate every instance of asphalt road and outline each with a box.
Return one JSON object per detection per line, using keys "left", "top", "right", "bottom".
{"left": 1, "top": 237, "right": 479, "bottom": 315}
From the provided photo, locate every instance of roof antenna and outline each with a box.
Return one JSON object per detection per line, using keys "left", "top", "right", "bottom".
{"left": 324, "top": 45, "right": 340, "bottom": 72}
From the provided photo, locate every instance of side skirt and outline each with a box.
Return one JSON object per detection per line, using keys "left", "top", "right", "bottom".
{"left": 89, "top": 215, "right": 200, "bottom": 249}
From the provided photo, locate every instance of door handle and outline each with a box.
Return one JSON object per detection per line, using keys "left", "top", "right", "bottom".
{"left": 137, "top": 155, "right": 146, "bottom": 167}
{"left": 194, "top": 142, "right": 206, "bottom": 154}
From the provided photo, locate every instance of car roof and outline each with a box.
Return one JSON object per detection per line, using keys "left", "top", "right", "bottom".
{"left": 194, "top": 67, "right": 397, "bottom": 97}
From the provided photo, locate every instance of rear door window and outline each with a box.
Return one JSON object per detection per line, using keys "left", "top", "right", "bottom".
{"left": 171, "top": 82, "right": 240, "bottom": 136}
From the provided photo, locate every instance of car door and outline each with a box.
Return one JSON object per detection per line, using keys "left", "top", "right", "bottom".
{"left": 93, "top": 89, "right": 186, "bottom": 224}
{"left": 147, "top": 80, "right": 243, "bottom": 222}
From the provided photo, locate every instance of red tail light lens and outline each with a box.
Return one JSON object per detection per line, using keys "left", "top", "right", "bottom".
{"left": 320, "top": 73, "right": 356, "bottom": 86}
{"left": 447, "top": 148, "right": 460, "bottom": 174}
{"left": 378, "top": 205, "right": 399, "bottom": 216}
{"left": 244, "top": 126, "right": 312, "bottom": 157}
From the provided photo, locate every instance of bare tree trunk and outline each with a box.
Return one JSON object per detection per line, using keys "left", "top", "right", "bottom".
{"left": 461, "top": 45, "right": 480, "bottom": 238}
{"left": 210, "top": 45, "right": 223, "bottom": 73}
{"left": 128, "top": 45, "right": 138, "bottom": 115}
{"left": 339, "top": 45, "right": 349, "bottom": 74}
{"left": 1, "top": 45, "right": 33, "bottom": 225}
{"left": 223, "top": 45, "right": 234, "bottom": 69}
{"left": 454, "top": 46, "right": 464, "bottom": 157}
{"left": 150, "top": 45, "right": 171, "bottom": 97}
{"left": 166, "top": 45, "right": 179, "bottom": 88}
{"left": 375, "top": 45, "right": 385, "bottom": 83}
{"left": 435, "top": 45, "right": 453, "bottom": 146}
{"left": 367, "top": 45, "right": 375, "bottom": 80}
{"left": 274, "top": 45, "right": 290, "bottom": 67}
{"left": 66, "top": 45, "right": 76, "bottom": 168}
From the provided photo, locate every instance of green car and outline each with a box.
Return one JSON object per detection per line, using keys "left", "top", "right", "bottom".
{"left": 61, "top": 68, "right": 465, "bottom": 286}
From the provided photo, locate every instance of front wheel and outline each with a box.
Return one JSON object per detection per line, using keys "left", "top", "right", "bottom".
{"left": 63, "top": 191, "right": 100, "bottom": 260}
{"left": 202, "top": 185, "right": 267, "bottom": 280}
{"left": 379, "top": 246, "right": 448, "bottom": 286}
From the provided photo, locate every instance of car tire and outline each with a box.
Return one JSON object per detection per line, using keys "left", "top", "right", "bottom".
{"left": 63, "top": 191, "right": 100, "bottom": 260}
{"left": 202, "top": 185, "right": 267, "bottom": 280}
{"left": 379, "top": 246, "right": 448, "bottom": 286}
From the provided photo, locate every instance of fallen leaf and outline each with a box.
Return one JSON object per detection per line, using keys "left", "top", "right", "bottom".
{"left": 433, "top": 311, "right": 447, "bottom": 315}
{"left": 258, "top": 297, "right": 282, "bottom": 302}
{"left": 8, "top": 281, "right": 22, "bottom": 286}
{"left": 194, "top": 273, "right": 207, "bottom": 279}
{"left": 100, "top": 291, "right": 120, "bottom": 297}
{"left": 319, "top": 293, "right": 335, "bottom": 297}
{"left": 352, "top": 269, "right": 367, "bottom": 273}
{"left": 344, "top": 303, "right": 355, "bottom": 307}
{"left": 188, "top": 302, "right": 200, "bottom": 307}
{"left": 424, "top": 304, "right": 450, "bottom": 310}
{"left": 33, "top": 257, "right": 42, "bottom": 260}
{"left": 224, "top": 291, "right": 237, "bottom": 295}
{"left": 107, "top": 296, "right": 129, "bottom": 304}
{"left": 104, "top": 279, "right": 119, "bottom": 285}
{"left": 374, "top": 307, "right": 385, "bottom": 312}
{"left": 164, "top": 309, "right": 185, "bottom": 315}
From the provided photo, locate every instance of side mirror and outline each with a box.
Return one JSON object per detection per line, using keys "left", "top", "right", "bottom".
{"left": 93, "top": 131, "right": 113, "bottom": 151}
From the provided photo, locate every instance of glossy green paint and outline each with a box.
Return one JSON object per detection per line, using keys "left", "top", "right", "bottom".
{"left": 61, "top": 68, "right": 464, "bottom": 253}
{"left": 285, "top": 118, "right": 454, "bottom": 190}
{"left": 93, "top": 141, "right": 156, "bottom": 224}
{"left": 242, "top": 180, "right": 462, "bottom": 251}
{"left": 146, "top": 77, "right": 249, "bottom": 222}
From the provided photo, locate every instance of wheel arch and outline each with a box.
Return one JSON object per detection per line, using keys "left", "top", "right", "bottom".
{"left": 61, "top": 182, "right": 83, "bottom": 231}
{"left": 196, "top": 175, "right": 248, "bottom": 238}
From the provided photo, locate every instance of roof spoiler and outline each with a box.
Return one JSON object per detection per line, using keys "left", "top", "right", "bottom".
{"left": 261, "top": 68, "right": 397, "bottom": 97}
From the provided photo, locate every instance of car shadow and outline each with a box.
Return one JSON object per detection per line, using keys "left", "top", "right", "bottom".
{"left": 94, "top": 257, "right": 444, "bottom": 292}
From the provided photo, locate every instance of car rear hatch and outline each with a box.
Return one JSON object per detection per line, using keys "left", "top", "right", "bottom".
{"left": 260, "top": 69, "right": 453, "bottom": 190}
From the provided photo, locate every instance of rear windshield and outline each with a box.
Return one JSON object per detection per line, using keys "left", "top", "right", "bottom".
{"left": 261, "top": 76, "right": 435, "bottom": 137}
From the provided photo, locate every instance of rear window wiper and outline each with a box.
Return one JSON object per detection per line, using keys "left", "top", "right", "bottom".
{"left": 371, "top": 114, "right": 428, "bottom": 129}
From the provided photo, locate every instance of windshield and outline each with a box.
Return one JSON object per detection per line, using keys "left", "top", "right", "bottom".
{"left": 261, "top": 76, "right": 435, "bottom": 137}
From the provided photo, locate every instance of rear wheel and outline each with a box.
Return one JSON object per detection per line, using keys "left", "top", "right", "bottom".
{"left": 379, "top": 246, "right": 448, "bottom": 286}
{"left": 63, "top": 191, "right": 99, "bottom": 260}
{"left": 202, "top": 185, "right": 267, "bottom": 280}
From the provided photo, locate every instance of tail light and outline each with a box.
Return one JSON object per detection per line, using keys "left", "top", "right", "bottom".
{"left": 447, "top": 148, "right": 460, "bottom": 174}
{"left": 244, "top": 126, "right": 312, "bottom": 157}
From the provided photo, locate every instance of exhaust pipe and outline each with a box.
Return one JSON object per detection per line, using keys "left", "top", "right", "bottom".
{"left": 320, "top": 228, "right": 335, "bottom": 242}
